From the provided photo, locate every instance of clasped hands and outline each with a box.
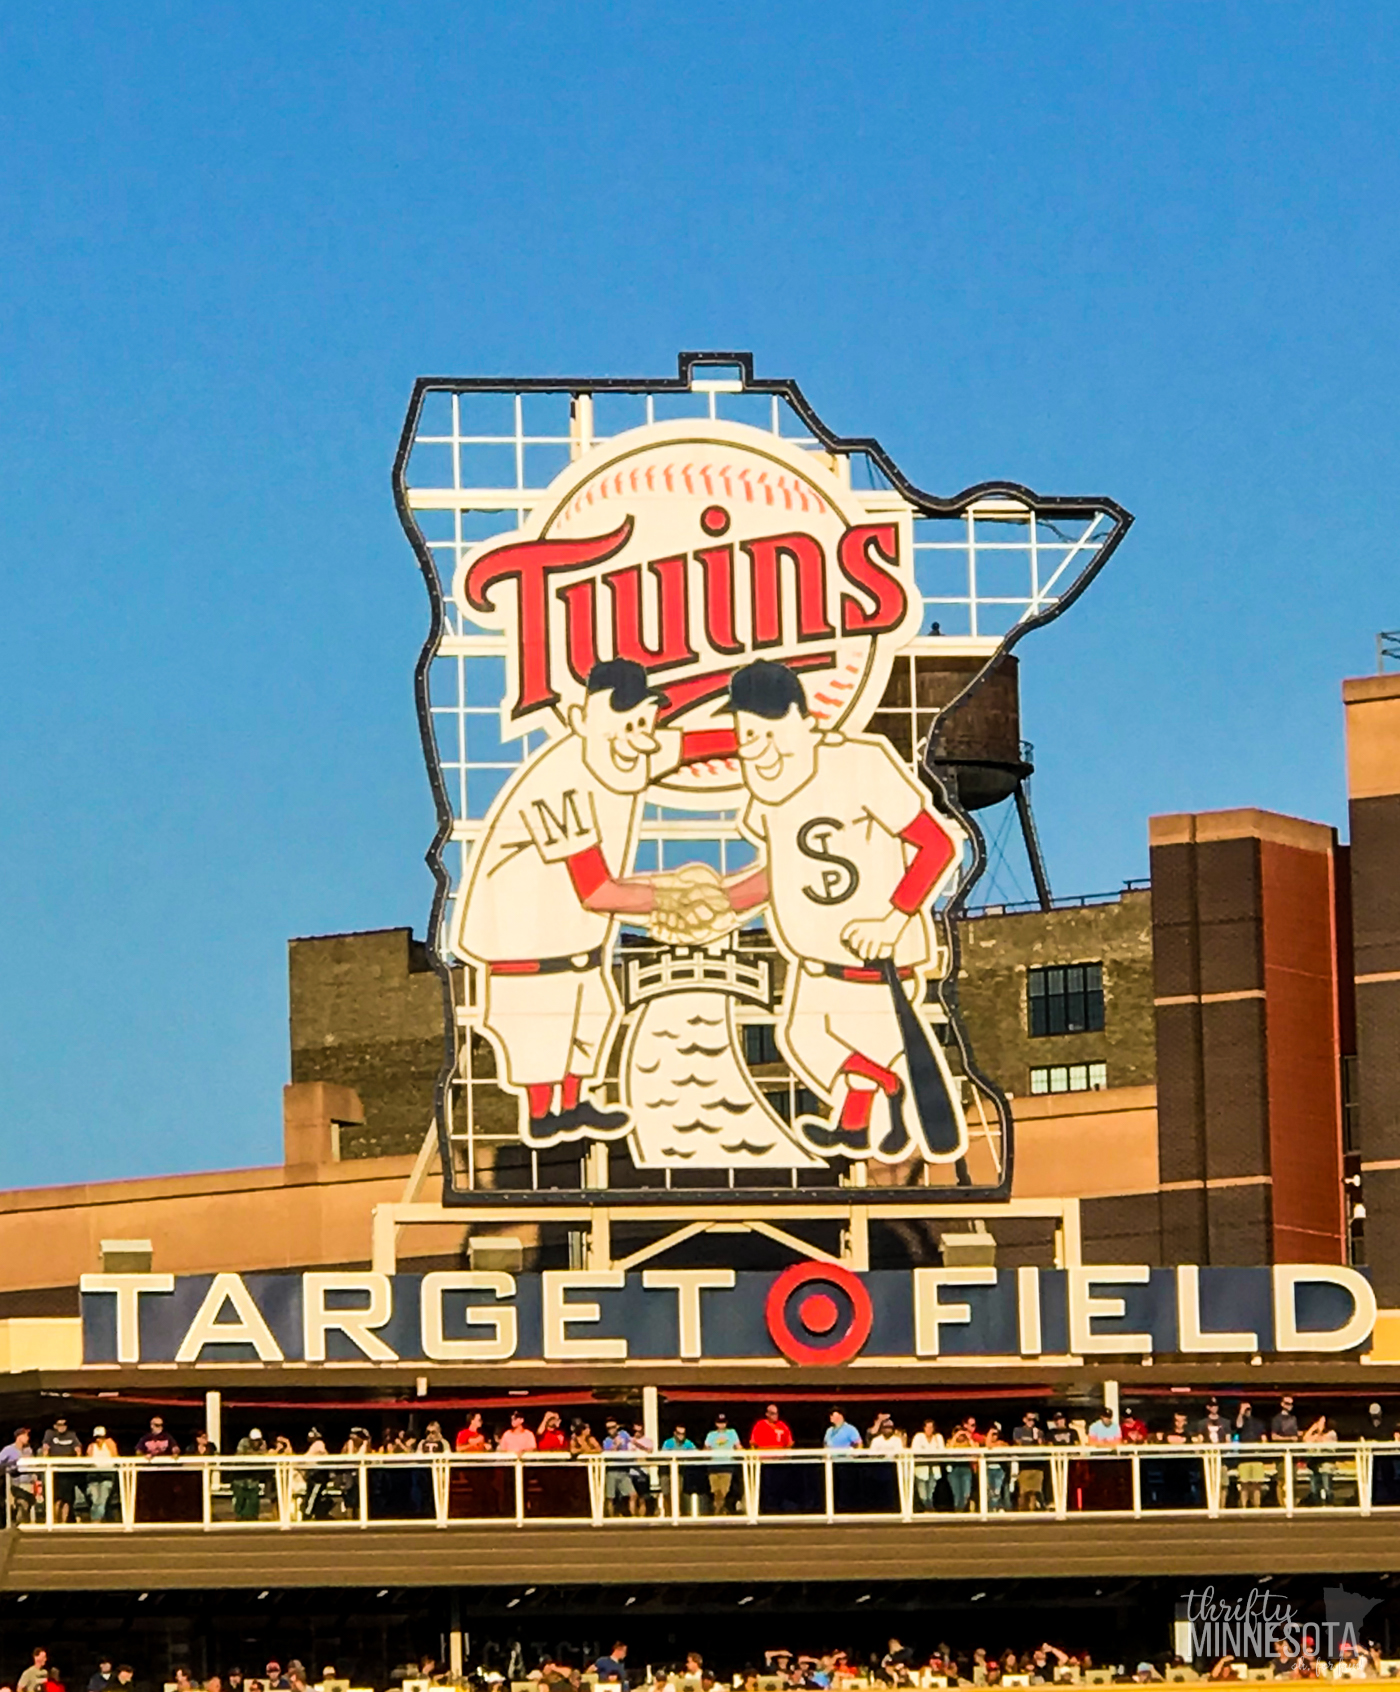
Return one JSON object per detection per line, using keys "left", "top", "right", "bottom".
{"left": 642, "top": 866, "right": 918, "bottom": 961}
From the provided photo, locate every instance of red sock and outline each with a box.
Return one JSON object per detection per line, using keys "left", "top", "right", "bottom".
{"left": 841, "top": 1053, "right": 901, "bottom": 1096}
{"left": 840, "top": 1086, "right": 877, "bottom": 1131}
{"left": 527, "top": 1083, "right": 554, "bottom": 1119}
{"left": 561, "top": 1074, "right": 581, "bottom": 1111}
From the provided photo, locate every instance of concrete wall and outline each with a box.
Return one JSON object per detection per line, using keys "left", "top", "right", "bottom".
{"left": 289, "top": 927, "right": 447, "bottom": 1159}
{"left": 0, "top": 1085, "right": 419, "bottom": 1302}
{"left": 1011, "top": 1084, "right": 1159, "bottom": 1200}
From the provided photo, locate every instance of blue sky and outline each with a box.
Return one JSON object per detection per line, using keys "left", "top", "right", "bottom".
{"left": 2, "top": 2, "right": 1396, "bottom": 1185}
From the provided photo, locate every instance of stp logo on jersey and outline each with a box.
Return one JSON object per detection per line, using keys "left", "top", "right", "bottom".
{"left": 452, "top": 420, "right": 924, "bottom": 782}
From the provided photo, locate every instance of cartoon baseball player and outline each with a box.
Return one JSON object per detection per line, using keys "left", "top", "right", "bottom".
{"left": 721, "top": 659, "right": 968, "bottom": 1161}
{"left": 454, "top": 658, "right": 735, "bottom": 1146}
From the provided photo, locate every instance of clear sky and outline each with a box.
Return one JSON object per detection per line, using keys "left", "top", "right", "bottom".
{"left": 2, "top": 3, "right": 1396, "bottom": 1186}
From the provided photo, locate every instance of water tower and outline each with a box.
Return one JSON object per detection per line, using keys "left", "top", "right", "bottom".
{"left": 880, "top": 651, "right": 1053, "bottom": 909}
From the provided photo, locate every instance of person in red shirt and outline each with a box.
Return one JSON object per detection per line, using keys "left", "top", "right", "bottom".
{"left": 750, "top": 1403, "right": 796, "bottom": 1515}
{"left": 454, "top": 1412, "right": 488, "bottom": 1452}
{"left": 537, "top": 1411, "right": 568, "bottom": 1451}
{"left": 749, "top": 1403, "right": 794, "bottom": 1449}
{"left": 1119, "top": 1405, "right": 1149, "bottom": 1445}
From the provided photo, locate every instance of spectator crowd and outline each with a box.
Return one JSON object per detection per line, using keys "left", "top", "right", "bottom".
{"left": 8, "top": 1632, "right": 1391, "bottom": 1692}
{"left": 4, "top": 1396, "right": 1399, "bottom": 1523}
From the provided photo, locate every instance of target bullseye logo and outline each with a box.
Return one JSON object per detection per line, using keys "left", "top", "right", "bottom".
{"left": 765, "top": 1262, "right": 873, "bottom": 1365}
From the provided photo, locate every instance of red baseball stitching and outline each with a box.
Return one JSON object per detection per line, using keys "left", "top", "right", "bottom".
{"left": 563, "top": 459, "right": 830, "bottom": 525}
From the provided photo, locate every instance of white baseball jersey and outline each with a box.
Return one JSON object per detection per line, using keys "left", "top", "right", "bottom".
{"left": 456, "top": 735, "right": 641, "bottom": 963}
{"left": 741, "top": 735, "right": 950, "bottom": 969}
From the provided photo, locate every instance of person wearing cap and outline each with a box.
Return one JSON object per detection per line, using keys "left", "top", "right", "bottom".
{"left": 86, "top": 1659, "right": 114, "bottom": 1692}
{"left": 85, "top": 1424, "right": 119, "bottom": 1522}
{"left": 264, "top": 1665, "right": 289, "bottom": 1690}
{"left": 1012, "top": 1411, "right": 1046, "bottom": 1510}
{"left": 453, "top": 655, "right": 738, "bottom": 1148}
{"left": 704, "top": 1412, "right": 743, "bottom": 1515}
{"left": 338, "top": 1426, "right": 372, "bottom": 1519}
{"left": 719, "top": 658, "right": 966, "bottom": 1162}
{"left": 233, "top": 1427, "right": 269, "bottom": 1521}
{"left": 600, "top": 1417, "right": 635, "bottom": 1516}
{"left": 1194, "top": 1398, "right": 1229, "bottom": 1445}
{"left": 1, "top": 1427, "right": 37, "bottom": 1523}
{"left": 301, "top": 1426, "right": 331, "bottom": 1520}
{"left": 41, "top": 1415, "right": 83, "bottom": 1523}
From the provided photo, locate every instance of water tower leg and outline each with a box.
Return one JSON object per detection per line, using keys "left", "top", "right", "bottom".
{"left": 1014, "top": 780, "right": 1054, "bottom": 912}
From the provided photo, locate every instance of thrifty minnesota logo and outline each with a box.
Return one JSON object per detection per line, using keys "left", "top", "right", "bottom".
{"left": 1185, "top": 1585, "right": 1380, "bottom": 1662}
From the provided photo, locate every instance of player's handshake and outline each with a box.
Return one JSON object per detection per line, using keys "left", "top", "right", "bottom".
{"left": 643, "top": 862, "right": 744, "bottom": 949}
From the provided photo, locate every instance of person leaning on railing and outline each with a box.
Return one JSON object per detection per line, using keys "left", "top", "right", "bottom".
{"left": 454, "top": 1412, "right": 487, "bottom": 1452}
{"left": 982, "top": 1424, "right": 1010, "bottom": 1512}
{"left": 944, "top": 1419, "right": 978, "bottom": 1513}
{"left": 233, "top": 1429, "right": 269, "bottom": 1521}
{"left": 336, "top": 1426, "right": 371, "bottom": 1519}
{"left": 1, "top": 1427, "right": 37, "bottom": 1523}
{"left": 1011, "top": 1411, "right": 1046, "bottom": 1511}
{"left": 569, "top": 1417, "right": 601, "bottom": 1456}
{"left": 40, "top": 1416, "right": 82, "bottom": 1524}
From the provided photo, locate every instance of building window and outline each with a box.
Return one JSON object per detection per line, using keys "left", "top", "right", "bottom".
{"left": 743, "top": 1023, "right": 782, "bottom": 1066}
{"left": 1027, "top": 962, "right": 1105, "bottom": 1037}
{"left": 1030, "top": 1062, "right": 1108, "bottom": 1096}
{"left": 1341, "top": 1054, "right": 1361, "bottom": 1155}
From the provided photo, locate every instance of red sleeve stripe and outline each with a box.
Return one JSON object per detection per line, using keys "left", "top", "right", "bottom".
{"left": 892, "top": 811, "right": 956, "bottom": 914}
{"left": 680, "top": 727, "right": 739, "bottom": 762}
{"left": 567, "top": 845, "right": 610, "bottom": 902}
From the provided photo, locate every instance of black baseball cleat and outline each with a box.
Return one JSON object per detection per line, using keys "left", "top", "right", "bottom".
{"left": 796, "top": 1116, "right": 871, "bottom": 1158}
{"left": 559, "top": 1098, "right": 632, "bottom": 1136}
{"left": 523, "top": 1112, "right": 570, "bottom": 1145}
{"left": 523, "top": 1100, "right": 632, "bottom": 1143}
{"left": 523, "top": 1098, "right": 633, "bottom": 1143}
{"left": 874, "top": 1083, "right": 911, "bottom": 1161}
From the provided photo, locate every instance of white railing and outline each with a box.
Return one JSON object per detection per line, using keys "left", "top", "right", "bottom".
{"left": 3, "top": 1442, "right": 1390, "bottom": 1533}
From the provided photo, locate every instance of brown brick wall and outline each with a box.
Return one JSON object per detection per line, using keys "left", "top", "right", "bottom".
{"left": 1082, "top": 1190, "right": 1167, "bottom": 1266}
{"left": 1352, "top": 798, "right": 1400, "bottom": 1294}
{"left": 954, "top": 891, "right": 1155, "bottom": 1100}
{"left": 1343, "top": 676, "right": 1400, "bottom": 1293}
{"left": 1149, "top": 812, "right": 1344, "bottom": 1268}
{"left": 1260, "top": 837, "right": 1345, "bottom": 1263}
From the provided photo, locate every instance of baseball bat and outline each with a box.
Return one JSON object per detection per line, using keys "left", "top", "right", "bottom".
{"left": 880, "top": 958, "right": 961, "bottom": 1157}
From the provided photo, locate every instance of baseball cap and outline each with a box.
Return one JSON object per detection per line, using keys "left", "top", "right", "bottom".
{"left": 249, "top": 1427, "right": 263, "bottom": 1440}
{"left": 586, "top": 659, "right": 666, "bottom": 712}
{"left": 727, "top": 659, "right": 807, "bottom": 720}
{"left": 93, "top": 1425, "right": 106, "bottom": 1437}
